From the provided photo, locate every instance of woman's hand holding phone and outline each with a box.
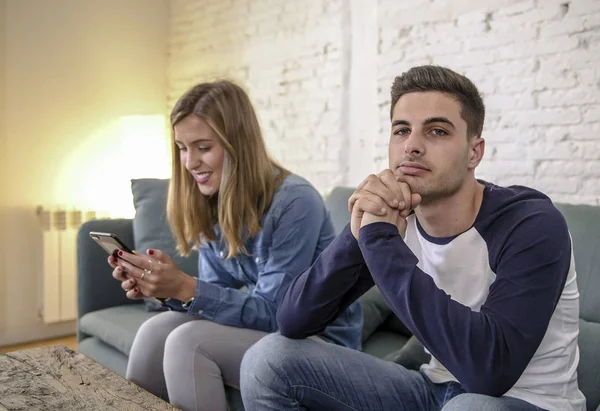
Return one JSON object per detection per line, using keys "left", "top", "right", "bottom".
{"left": 108, "top": 254, "right": 144, "bottom": 299}
{"left": 112, "top": 248, "right": 197, "bottom": 302}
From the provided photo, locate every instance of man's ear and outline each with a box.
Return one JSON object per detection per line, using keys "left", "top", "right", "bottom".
{"left": 469, "top": 137, "right": 485, "bottom": 169}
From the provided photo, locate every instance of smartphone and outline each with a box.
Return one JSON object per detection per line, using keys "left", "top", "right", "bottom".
{"left": 89, "top": 231, "right": 135, "bottom": 259}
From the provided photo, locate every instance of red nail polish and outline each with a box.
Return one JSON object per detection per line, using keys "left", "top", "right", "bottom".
{"left": 134, "top": 287, "right": 139, "bottom": 293}
{"left": 148, "top": 249, "right": 155, "bottom": 255}
{"left": 118, "top": 251, "right": 123, "bottom": 257}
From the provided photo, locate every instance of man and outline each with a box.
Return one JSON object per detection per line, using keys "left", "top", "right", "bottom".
{"left": 240, "top": 66, "right": 586, "bottom": 411}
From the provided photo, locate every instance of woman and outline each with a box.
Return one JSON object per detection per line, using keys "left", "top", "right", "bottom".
{"left": 108, "top": 80, "right": 363, "bottom": 411}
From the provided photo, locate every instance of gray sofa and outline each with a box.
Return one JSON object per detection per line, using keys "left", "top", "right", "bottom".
{"left": 77, "top": 185, "right": 600, "bottom": 410}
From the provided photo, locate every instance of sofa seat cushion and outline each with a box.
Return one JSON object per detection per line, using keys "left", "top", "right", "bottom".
{"left": 79, "top": 304, "right": 159, "bottom": 356}
{"left": 362, "top": 330, "right": 409, "bottom": 359}
{"left": 359, "top": 286, "right": 413, "bottom": 340}
{"left": 78, "top": 336, "right": 129, "bottom": 377}
{"left": 383, "top": 335, "right": 431, "bottom": 371}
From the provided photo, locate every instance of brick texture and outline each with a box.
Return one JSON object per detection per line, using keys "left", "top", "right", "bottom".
{"left": 168, "top": 0, "right": 345, "bottom": 193}
{"left": 168, "top": 0, "right": 600, "bottom": 204}
{"left": 375, "top": 0, "right": 600, "bottom": 205}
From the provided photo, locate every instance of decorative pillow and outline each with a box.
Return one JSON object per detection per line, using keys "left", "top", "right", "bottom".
{"left": 131, "top": 178, "right": 199, "bottom": 311}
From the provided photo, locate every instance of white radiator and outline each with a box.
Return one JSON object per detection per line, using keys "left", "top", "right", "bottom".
{"left": 37, "top": 207, "right": 88, "bottom": 324}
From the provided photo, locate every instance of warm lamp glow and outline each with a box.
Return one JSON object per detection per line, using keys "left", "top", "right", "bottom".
{"left": 119, "top": 115, "right": 172, "bottom": 180}
{"left": 56, "top": 114, "right": 172, "bottom": 219}
{"left": 107, "top": 115, "right": 173, "bottom": 218}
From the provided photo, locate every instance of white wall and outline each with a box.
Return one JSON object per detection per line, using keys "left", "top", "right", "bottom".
{"left": 168, "top": 0, "right": 347, "bottom": 193}
{"left": 375, "top": 0, "right": 600, "bottom": 205}
{"left": 0, "top": 0, "right": 169, "bottom": 346}
{"left": 168, "top": 0, "right": 600, "bottom": 205}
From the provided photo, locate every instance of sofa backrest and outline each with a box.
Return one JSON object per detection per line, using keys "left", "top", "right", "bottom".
{"left": 325, "top": 187, "right": 354, "bottom": 235}
{"left": 554, "top": 203, "right": 600, "bottom": 324}
{"left": 554, "top": 203, "right": 600, "bottom": 410}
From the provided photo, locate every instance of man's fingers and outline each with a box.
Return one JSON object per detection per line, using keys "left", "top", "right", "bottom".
{"left": 356, "top": 177, "right": 369, "bottom": 190}
{"left": 348, "top": 195, "right": 356, "bottom": 214}
{"left": 411, "top": 193, "right": 422, "bottom": 209}
{"left": 363, "top": 174, "right": 399, "bottom": 209}
{"left": 379, "top": 169, "right": 412, "bottom": 211}
{"left": 397, "top": 183, "right": 412, "bottom": 211}
{"left": 349, "top": 172, "right": 404, "bottom": 213}
{"left": 400, "top": 193, "right": 422, "bottom": 218}
{"left": 349, "top": 175, "right": 375, "bottom": 213}
{"left": 378, "top": 170, "right": 407, "bottom": 209}
{"left": 354, "top": 196, "right": 388, "bottom": 217}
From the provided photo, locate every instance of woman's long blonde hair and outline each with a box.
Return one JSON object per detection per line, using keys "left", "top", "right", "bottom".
{"left": 167, "top": 80, "right": 289, "bottom": 258}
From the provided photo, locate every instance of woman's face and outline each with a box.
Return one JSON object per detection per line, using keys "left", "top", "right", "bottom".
{"left": 174, "top": 115, "right": 225, "bottom": 196}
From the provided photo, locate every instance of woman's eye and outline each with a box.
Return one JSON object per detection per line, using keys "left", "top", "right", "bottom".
{"left": 177, "top": 146, "right": 187, "bottom": 152}
{"left": 198, "top": 146, "right": 211, "bottom": 152}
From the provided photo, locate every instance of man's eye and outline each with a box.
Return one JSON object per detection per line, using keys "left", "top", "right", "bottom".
{"left": 431, "top": 129, "right": 448, "bottom": 136}
{"left": 394, "top": 128, "right": 411, "bottom": 136}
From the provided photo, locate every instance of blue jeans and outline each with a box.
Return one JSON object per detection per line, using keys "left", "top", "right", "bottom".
{"left": 240, "top": 334, "right": 546, "bottom": 411}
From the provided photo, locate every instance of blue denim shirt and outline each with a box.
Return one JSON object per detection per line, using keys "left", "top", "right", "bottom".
{"left": 184, "top": 174, "right": 363, "bottom": 349}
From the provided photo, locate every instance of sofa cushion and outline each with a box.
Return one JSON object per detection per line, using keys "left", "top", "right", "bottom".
{"left": 578, "top": 318, "right": 600, "bottom": 411}
{"left": 79, "top": 304, "right": 159, "bottom": 356}
{"left": 362, "top": 330, "right": 409, "bottom": 359}
{"left": 78, "top": 337, "right": 129, "bottom": 378}
{"left": 359, "top": 285, "right": 413, "bottom": 340}
{"left": 359, "top": 286, "right": 394, "bottom": 341}
{"left": 383, "top": 335, "right": 431, "bottom": 371}
{"left": 131, "top": 178, "right": 200, "bottom": 310}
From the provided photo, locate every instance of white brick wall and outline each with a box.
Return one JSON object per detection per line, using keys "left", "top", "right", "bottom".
{"left": 168, "top": 0, "right": 346, "bottom": 193}
{"left": 168, "top": 0, "right": 600, "bottom": 204}
{"left": 375, "top": 0, "right": 600, "bottom": 205}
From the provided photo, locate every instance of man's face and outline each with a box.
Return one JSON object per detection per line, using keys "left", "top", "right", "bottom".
{"left": 388, "top": 91, "right": 483, "bottom": 205}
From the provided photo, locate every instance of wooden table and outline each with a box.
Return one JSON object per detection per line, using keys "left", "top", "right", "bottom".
{"left": 0, "top": 345, "right": 179, "bottom": 410}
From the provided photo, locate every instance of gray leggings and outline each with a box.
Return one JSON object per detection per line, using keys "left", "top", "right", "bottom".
{"left": 126, "top": 311, "right": 268, "bottom": 411}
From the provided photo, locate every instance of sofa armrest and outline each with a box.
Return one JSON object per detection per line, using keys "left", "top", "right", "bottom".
{"left": 77, "top": 219, "right": 140, "bottom": 323}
